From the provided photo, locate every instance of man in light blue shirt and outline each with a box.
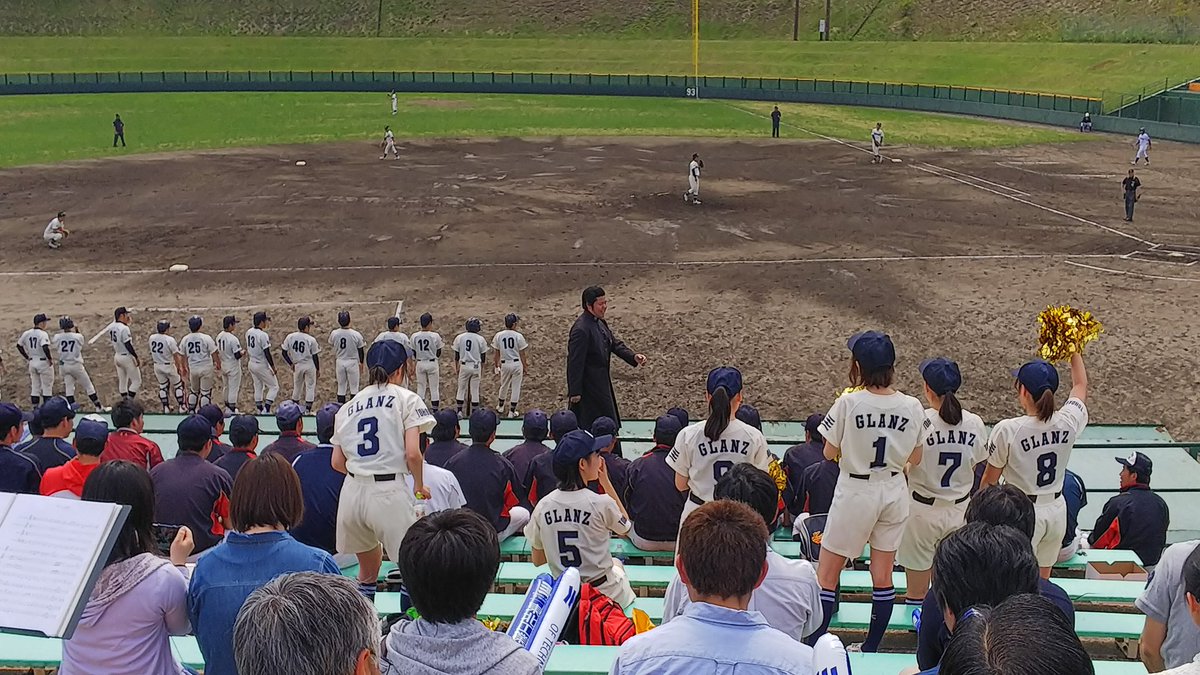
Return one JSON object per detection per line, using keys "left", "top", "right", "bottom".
{"left": 611, "top": 499, "right": 814, "bottom": 675}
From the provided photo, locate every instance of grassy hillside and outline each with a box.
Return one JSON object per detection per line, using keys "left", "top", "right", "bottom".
{"left": 2, "top": 0, "right": 1199, "bottom": 41}
{"left": 2, "top": 38, "right": 1196, "bottom": 97}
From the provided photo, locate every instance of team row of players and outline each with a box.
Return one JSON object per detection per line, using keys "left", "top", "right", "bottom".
{"left": 11, "top": 306, "right": 529, "bottom": 417}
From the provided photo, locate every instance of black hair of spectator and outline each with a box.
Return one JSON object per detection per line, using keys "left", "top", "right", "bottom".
{"left": 111, "top": 397, "right": 145, "bottom": 430}
{"left": 940, "top": 594, "right": 1093, "bottom": 675}
{"left": 397, "top": 509, "right": 500, "bottom": 623}
{"left": 82, "top": 460, "right": 157, "bottom": 564}
{"left": 964, "top": 484, "right": 1035, "bottom": 539}
{"left": 713, "top": 463, "right": 778, "bottom": 532}
{"left": 932, "top": 521, "right": 1039, "bottom": 620}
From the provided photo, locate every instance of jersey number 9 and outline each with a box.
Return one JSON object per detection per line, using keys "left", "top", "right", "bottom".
{"left": 357, "top": 417, "right": 380, "bottom": 457}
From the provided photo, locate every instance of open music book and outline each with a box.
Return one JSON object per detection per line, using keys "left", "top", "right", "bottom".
{"left": 0, "top": 492, "right": 129, "bottom": 639}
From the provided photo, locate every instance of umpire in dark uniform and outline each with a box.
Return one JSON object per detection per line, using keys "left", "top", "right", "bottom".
{"left": 1123, "top": 169, "right": 1141, "bottom": 222}
{"left": 566, "top": 286, "right": 646, "bottom": 432}
{"left": 1087, "top": 452, "right": 1169, "bottom": 568}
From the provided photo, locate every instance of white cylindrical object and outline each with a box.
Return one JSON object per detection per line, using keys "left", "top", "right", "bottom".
{"left": 507, "top": 574, "right": 554, "bottom": 648}
{"left": 527, "top": 567, "right": 581, "bottom": 668}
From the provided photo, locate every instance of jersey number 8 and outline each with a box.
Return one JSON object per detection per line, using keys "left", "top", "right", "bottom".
{"left": 339, "top": 337, "right": 347, "bottom": 350}
{"left": 1036, "top": 452, "right": 1058, "bottom": 488}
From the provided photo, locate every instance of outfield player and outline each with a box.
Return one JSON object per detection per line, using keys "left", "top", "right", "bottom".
{"left": 331, "top": 340, "right": 436, "bottom": 598}
{"left": 453, "top": 317, "right": 488, "bottom": 419}
{"left": 667, "top": 366, "right": 771, "bottom": 525}
{"left": 246, "top": 311, "right": 280, "bottom": 414}
{"left": 898, "top": 357, "right": 988, "bottom": 624}
{"left": 149, "top": 320, "right": 187, "bottom": 413}
{"left": 389, "top": 90, "right": 398, "bottom": 116}
{"left": 981, "top": 353, "right": 1089, "bottom": 578}
{"left": 491, "top": 313, "right": 528, "bottom": 418}
{"left": 526, "top": 428, "right": 637, "bottom": 608}
{"left": 53, "top": 317, "right": 106, "bottom": 412}
{"left": 411, "top": 313, "right": 443, "bottom": 409}
{"left": 105, "top": 307, "right": 141, "bottom": 400}
{"left": 216, "top": 315, "right": 244, "bottom": 414}
{"left": 283, "top": 316, "right": 320, "bottom": 413}
{"left": 812, "top": 331, "right": 924, "bottom": 651}
{"left": 371, "top": 316, "right": 414, "bottom": 387}
{"left": 44, "top": 211, "right": 69, "bottom": 249}
{"left": 180, "top": 316, "right": 221, "bottom": 413}
{"left": 380, "top": 126, "right": 398, "bottom": 160}
{"left": 871, "top": 123, "right": 884, "bottom": 164}
{"left": 17, "top": 313, "right": 54, "bottom": 407}
{"left": 1133, "top": 128, "right": 1152, "bottom": 165}
{"left": 683, "top": 153, "right": 703, "bottom": 205}
{"left": 330, "top": 311, "right": 366, "bottom": 404}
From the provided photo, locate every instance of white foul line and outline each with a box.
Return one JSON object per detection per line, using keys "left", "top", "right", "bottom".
{"left": 1064, "top": 260, "right": 1200, "bottom": 283}
{"left": 140, "top": 299, "right": 400, "bottom": 312}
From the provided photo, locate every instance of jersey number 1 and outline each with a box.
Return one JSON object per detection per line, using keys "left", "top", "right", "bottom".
{"left": 870, "top": 437, "right": 887, "bottom": 469}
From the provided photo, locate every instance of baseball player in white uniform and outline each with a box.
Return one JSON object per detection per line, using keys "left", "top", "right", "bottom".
{"left": 811, "top": 331, "right": 924, "bottom": 651}
{"left": 390, "top": 90, "right": 398, "bottom": 115}
{"left": 331, "top": 340, "right": 436, "bottom": 598}
{"left": 330, "top": 311, "right": 366, "bottom": 404}
{"left": 1133, "top": 128, "right": 1152, "bottom": 165}
{"left": 53, "top": 317, "right": 106, "bottom": 412}
{"left": 452, "top": 317, "right": 489, "bottom": 419}
{"left": 898, "top": 357, "right": 988, "bottom": 623}
{"left": 491, "top": 313, "right": 529, "bottom": 418}
{"left": 683, "top": 153, "right": 703, "bottom": 205}
{"left": 180, "top": 316, "right": 221, "bottom": 413}
{"left": 410, "top": 312, "right": 444, "bottom": 409}
{"left": 871, "top": 123, "right": 884, "bottom": 163}
{"left": 246, "top": 311, "right": 280, "bottom": 414}
{"left": 17, "top": 313, "right": 54, "bottom": 406}
{"left": 105, "top": 307, "right": 141, "bottom": 400}
{"left": 149, "top": 320, "right": 187, "bottom": 413}
{"left": 372, "top": 316, "right": 416, "bottom": 388}
{"left": 283, "top": 316, "right": 321, "bottom": 413}
{"left": 380, "top": 125, "right": 398, "bottom": 160}
{"left": 216, "top": 315, "right": 245, "bottom": 414}
{"left": 43, "top": 211, "right": 69, "bottom": 249}
{"left": 667, "top": 366, "right": 771, "bottom": 525}
{"left": 981, "top": 353, "right": 1089, "bottom": 577}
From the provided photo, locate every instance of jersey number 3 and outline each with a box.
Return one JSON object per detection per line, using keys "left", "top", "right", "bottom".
{"left": 357, "top": 417, "right": 380, "bottom": 457}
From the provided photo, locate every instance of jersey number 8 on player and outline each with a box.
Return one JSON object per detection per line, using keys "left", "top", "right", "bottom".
{"left": 357, "top": 416, "right": 380, "bottom": 457}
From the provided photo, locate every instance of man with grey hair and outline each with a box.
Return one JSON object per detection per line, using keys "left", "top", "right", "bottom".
{"left": 234, "top": 572, "right": 380, "bottom": 675}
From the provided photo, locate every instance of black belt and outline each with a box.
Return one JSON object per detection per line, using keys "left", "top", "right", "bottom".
{"left": 502, "top": 360, "right": 518, "bottom": 364}
{"left": 590, "top": 574, "right": 609, "bottom": 587}
{"left": 1027, "top": 491, "right": 1062, "bottom": 500}
{"left": 849, "top": 471, "right": 898, "bottom": 480}
{"left": 348, "top": 472, "right": 397, "bottom": 482}
{"left": 912, "top": 491, "right": 969, "bottom": 506}
{"left": 688, "top": 493, "right": 706, "bottom": 506}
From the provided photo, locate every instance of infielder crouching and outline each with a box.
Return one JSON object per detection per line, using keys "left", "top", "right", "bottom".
{"left": 411, "top": 312, "right": 443, "bottom": 410}
{"left": 53, "top": 317, "right": 106, "bottom": 412}
{"left": 216, "top": 315, "right": 244, "bottom": 414}
{"left": 149, "top": 320, "right": 187, "bottom": 413}
{"left": 246, "top": 311, "right": 280, "bottom": 414}
{"left": 331, "top": 311, "right": 366, "bottom": 404}
{"left": 453, "top": 317, "right": 489, "bottom": 419}
{"left": 18, "top": 313, "right": 54, "bottom": 407}
{"left": 492, "top": 313, "right": 529, "bottom": 418}
{"left": 44, "top": 211, "right": 69, "bottom": 249}
{"left": 181, "top": 316, "right": 221, "bottom": 413}
{"left": 284, "top": 316, "right": 320, "bottom": 413}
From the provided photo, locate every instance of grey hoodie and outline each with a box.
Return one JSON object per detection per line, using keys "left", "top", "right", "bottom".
{"left": 380, "top": 617, "right": 542, "bottom": 675}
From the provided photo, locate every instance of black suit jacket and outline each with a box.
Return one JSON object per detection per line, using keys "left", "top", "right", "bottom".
{"left": 566, "top": 311, "right": 637, "bottom": 430}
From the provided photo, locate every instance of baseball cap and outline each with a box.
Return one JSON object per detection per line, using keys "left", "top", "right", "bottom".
{"left": 667, "top": 407, "right": 689, "bottom": 430}
{"left": 387, "top": 316, "right": 401, "bottom": 330}
{"left": 505, "top": 313, "right": 520, "bottom": 329}
{"left": 804, "top": 413, "right": 825, "bottom": 434}
{"left": 432, "top": 409, "right": 460, "bottom": 439}
{"left": 848, "top": 331, "right": 896, "bottom": 372}
{"left": 591, "top": 416, "right": 618, "bottom": 437}
{"left": 177, "top": 415, "right": 213, "bottom": 448}
{"left": 920, "top": 357, "right": 962, "bottom": 396}
{"left": 338, "top": 311, "right": 351, "bottom": 327}
{"left": 197, "top": 404, "right": 225, "bottom": 429}
{"left": 1116, "top": 452, "right": 1153, "bottom": 479}
{"left": 315, "top": 403, "right": 341, "bottom": 439}
{"left": 736, "top": 403, "right": 762, "bottom": 430}
{"left": 223, "top": 315, "right": 238, "bottom": 329}
{"left": 553, "top": 430, "right": 611, "bottom": 467}
{"left": 366, "top": 340, "right": 407, "bottom": 374}
{"left": 39, "top": 396, "right": 76, "bottom": 427}
{"left": 1013, "top": 359, "right": 1059, "bottom": 397}
{"left": 706, "top": 366, "right": 743, "bottom": 396}
{"left": 466, "top": 317, "right": 482, "bottom": 332}
{"left": 75, "top": 417, "right": 110, "bottom": 444}
{"left": 276, "top": 401, "right": 304, "bottom": 426}
{"left": 188, "top": 315, "right": 203, "bottom": 331}
{"left": 550, "top": 410, "right": 579, "bottom": 438}
{"left": 59, "top": 317, "right": 75, "bottom": 331}
{"left": 0, "top": 403, "right": 33, "bottom": 435}
{"left": 253, "top": 311, "right": 269, "bottom": 326}
{"left": 522, "top": 409, "right": 548, "bottom": 433}
{"left": 156, "top": 320, "right": 171, "bottom": 333}
{"left": 33, "top": 313, "right": 49, "bottom": 325}
{"left": 653, "top": 414, "right": 682, "bottom": 445}
{"left": 297, "top": 316, "right": 313, "bottom": 331}
{"left": 469, "top": 408, "right": 500, "bottom": 438}
{"left": 229, "top": 414, "right": 261, "bottom": 440}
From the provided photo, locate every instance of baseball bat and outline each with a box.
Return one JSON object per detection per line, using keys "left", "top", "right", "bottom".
{"left": 88, "top": 326, "right": 107, "bottom": 345}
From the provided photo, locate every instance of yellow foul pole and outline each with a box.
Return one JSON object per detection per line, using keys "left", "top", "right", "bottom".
{"left": 692, "top": 0, "right": 700, "bottom": 96}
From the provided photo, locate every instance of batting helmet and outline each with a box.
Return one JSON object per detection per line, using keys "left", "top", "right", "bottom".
{"left": 188, "top": 315, "right": 203, "bottom": 331}
{"left": 59, "top": 317, "right": 75, "bottom": 331}
{"left": 504, "top": 313, "right": 520, "bottom": 329}
{"left": 466, "top": 317, "right": 482, "bottom": 332}
{"left": 338, "top": 311, "right": 351, "bottom": 327}
{"left": 298, "top": 316, "right": 313, "bottom": 331}
{"left": 223, "top": 315, "right": 238, "bottom": 330}
{"left": 420, "top": 312, "right": 433, "bottom": 328}
{"left": 157, "top": 320, "right": 171, "bottom": 333}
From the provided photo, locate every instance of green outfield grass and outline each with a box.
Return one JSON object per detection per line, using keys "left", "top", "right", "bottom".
{"left": 0, "top": 37, "right": 1196, "bottom": 97}
{"left": 0, "top": 92, "right": 1083, "bottom": 168}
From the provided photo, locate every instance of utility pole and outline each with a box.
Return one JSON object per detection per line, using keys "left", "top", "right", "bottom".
{"left": 824, "top": 0, "right": 832, "bottom": 40}
{"left": 377, "top": 0, "right": 384, "bottom": 36}
{"left": 793, "top": 0, "right": 800, "bottom": 40}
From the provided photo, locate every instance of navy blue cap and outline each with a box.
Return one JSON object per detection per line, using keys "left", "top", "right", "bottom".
{"left": 0, "top": 403, "right": 33, "bottom": 434}
{"left": 591, "top": 416, "right": 618, "bottom": 437}
{"left": 229, "top": 414, "right": 260, "bottom": 439}
{"left": 253, "top": 311, "right": 269, "bottom": 326}
{"left": 177, "top": 414, "right": 214, "bottom": 448}
{"left": 706, "top": 367, "right": 743, "bottom": 396}
{"left": 420, "top": 312, "right": 433, "bottom": 327}
{"left": 553, "top": 429, "right": 610, "bottom": 466}
{"left": 275, "top": 401, "right": 304, "bottom": 426}
{"left": 197, "top": 404, "right": 225, "bottom": 428}
{"left": 804, "top": 413, "right": 825, "bottom": 433}
{"left": 75, "top": 417, "right": 110, "bottom": 444}
{"left": 1013, "top": 359, "right": 1059, "bottom": 397}
{"left": 848, "top": 330, "right": 896, "bottom": 372}
{"left": 469, "top": 408, "right": 499, "bottom": 438}
{"left": 920, "top": 357, "right": 962, "bottom": 396}
{"left": 39, "top": 396, "right": 76, "bottom": 427}
{"left": 297, "top": 316, "right": 313, "bottom": 331}
{"left": 505, "top": 313, "right": 520, "bottom": 329}
{"left": 366, "top": 340, "right": 408, "bottom": 374}
{"left": 1117, "top": 452, "right": 1153, "bottom": 478}
{"left": 188, "top": 315, "right": 203, "bottom": 331}
{"left": 735, "top": 403, "right": 761, "bottom": 430}
{"left": 338, "top": 311, "right": 351, "bottom": 327}
{"left": 550, "top": 410, "right": 579, "bottom": 438}
{"left": 432, "top": 409, "right": 460, "bottom": 439}
{"left": 466, "top": 317, "right": 482, "bottom": 332}
{"left": 667, "top": 407, "right": 689, "bottom": 430}
{"left": 522, "top": 409, "right": 548, "bottom": 432}
{"left": 653, "top": 415, "right": 682, "bottom": 444}
{"left": 316, "top": 403, "right": 340, "bottom": 438}
{"left": 33, "top": 313, "right": 49, "bottom": 325}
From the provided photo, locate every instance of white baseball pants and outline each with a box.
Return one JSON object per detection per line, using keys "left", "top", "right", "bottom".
{"left": 114, "top": 354, "right": 141, "bottom": 394}
{"left": 416, "top": 360, "right": 440, "bottom": 403}
{"left": 154, "top": 363, "right": 185, "bottom": 410}
{"left": 456, "top": 363, "right": 481, "bottom": 403}
{"left": 28, "top": 359, "right": 54, "bottom": 398}
{"left": 249, "top": 361, "right": 280, "bottom": 403}
{"left": 1136, "top": 145, "right": 1150, "bottom": 160}
{"left": 221, "top": 363, "right": 242, "bottom": 409}
{"left": 60, "top": 362, "right": 96, "bottom": 398}
{"left": 188, "top": 363, "right": 215, "bottom": 410}
{"left": 688, "top": 176, "right": 700, "bottom": 198}
{"left": 335, "top": 358, "right": 361, "bottom": 397}
{"left": 498, "top": 361, "right": 524, "bottom": 404}
{"left": 44, "top": 232, "right": 64, "bottom": 248}
{"left": 292, "top": 361, "right": 317, "bottom": 402}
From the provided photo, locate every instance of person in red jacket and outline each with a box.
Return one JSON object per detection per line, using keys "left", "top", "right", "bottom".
{"left": 101, "top": 398, "right": 164, "bottom": 470}
{"left": 1088, "top": 452, "right": 1170, "bottom": 568}
{"left": 42, "top": 417, "right": 109, "bottom": 498}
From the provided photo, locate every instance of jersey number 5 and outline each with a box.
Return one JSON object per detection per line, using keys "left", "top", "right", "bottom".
{"left": 357, "top": 417, "right": 380, "bottom": 457}
{"left": 557, "top": 530, "right": 581, "bottom": 568}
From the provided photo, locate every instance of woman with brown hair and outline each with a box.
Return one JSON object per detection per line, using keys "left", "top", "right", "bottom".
{"left": 188, "top": 453, "right": 341, "bottom": 675}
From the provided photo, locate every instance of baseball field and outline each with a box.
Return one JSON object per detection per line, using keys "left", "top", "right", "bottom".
{"left": 1, "top": 32, "right": 1199, "bottom": 436}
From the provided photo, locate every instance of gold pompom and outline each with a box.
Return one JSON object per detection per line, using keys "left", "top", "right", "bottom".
{"left": 1036, "top": 305, "right": 1103, "bottom": 362}
{"left": 768, "top": 458, "right": 788, "bottom": 492}
{"left": 481, "top": 617, "right": 504, "bottom": 632}
{"left": 836, "top": 385, "right": 864, "bottom": 398}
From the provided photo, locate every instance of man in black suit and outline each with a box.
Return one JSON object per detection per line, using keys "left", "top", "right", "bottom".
{"left": 566, "top": 286, "right": 646, "bottom": 432}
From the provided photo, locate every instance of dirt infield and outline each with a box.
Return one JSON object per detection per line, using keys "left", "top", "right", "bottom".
{"left": 2, "top": 135, "right": 1199, "bottom": 437}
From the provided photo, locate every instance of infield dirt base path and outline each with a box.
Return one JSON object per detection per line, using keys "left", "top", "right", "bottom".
{"left": 1, "top": 136, "right": 1198, "bottom": 437}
